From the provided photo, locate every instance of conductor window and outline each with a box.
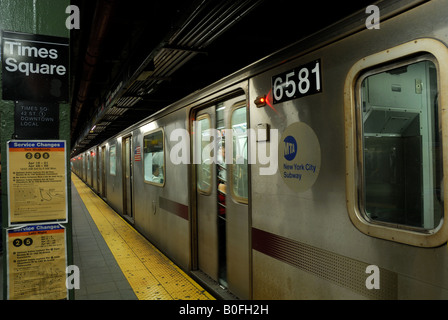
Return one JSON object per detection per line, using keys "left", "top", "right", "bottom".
{"left": 143, "top": 130, "right": 164, "bottom": 186}
{"left": 358, "top": 58, "right": 442, "bottom": 230}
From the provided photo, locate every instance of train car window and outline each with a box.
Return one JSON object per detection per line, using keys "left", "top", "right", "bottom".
{"left": 196, "top": 115, "right": 212, "bottom": 194}
{"left": 358, "top": 59, "right": 442, "bottom": 230}
{"left": 230, "top": 104, "right": 248, "bottom": 203}
{"left": 345, "top": 38, "right": 448, "bottom": 247}
{"left": 143, "top": 129, "right": 165, "bottom": 186}
{"left": 109, "top": 144, "right": 116, "bottom": 175}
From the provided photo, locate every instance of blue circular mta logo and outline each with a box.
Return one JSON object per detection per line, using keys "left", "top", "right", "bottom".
{"left": 283, "top": 135, "right": 297, "bottom": 161}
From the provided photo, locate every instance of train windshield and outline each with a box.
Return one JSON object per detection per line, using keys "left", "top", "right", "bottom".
{"left": 359, "top": 59, "right": 442, "bottom": 230}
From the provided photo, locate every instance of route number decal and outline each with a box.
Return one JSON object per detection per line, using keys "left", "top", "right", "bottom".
{"left": 272, "top": 59, "right": 322, "bottom": 104}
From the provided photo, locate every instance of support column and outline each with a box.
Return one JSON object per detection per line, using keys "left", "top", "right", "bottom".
{"left": 0, "top": 0, "right": 72, "bottom": 300}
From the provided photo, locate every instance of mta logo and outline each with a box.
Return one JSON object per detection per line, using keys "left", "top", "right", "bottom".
{"left": 283, "top": 136, "right": 297, "bottom": 161}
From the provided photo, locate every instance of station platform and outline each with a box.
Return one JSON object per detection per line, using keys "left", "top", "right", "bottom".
{"left": 70, "top": 173, "right": 215, "bottom": 300}
{"left": 0, "top": 173, "right": 214, "bottom": 301}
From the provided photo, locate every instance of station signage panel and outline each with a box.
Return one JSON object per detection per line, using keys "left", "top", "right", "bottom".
{"left": 1, "top": 30, "right": 69, "bottom": 102}
{"left": 14, "top": 101, "right": 59, "bottom": 139}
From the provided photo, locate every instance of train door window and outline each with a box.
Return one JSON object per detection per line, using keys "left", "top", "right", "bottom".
{"left": 216, "top": 102, "right": 227, "bottom": 218}
{"left": 196, "top": 115, "right": 212, "bottom": 194}
{"left": 109, "top": 144, "right": 116, "bottom": 175}
{"left": 346, "top": 39, "right": 448, "bottom": 246}
{"left": 230, "top": 103, "right": 248, "bottom": 202}
{"left": 143, "top": 129, "right": 165, "bottom": 186}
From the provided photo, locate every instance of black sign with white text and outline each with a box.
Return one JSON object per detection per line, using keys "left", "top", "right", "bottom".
{"left": 1, "top": 30, "right": 69, "bottom": 102}
{"left": 272, "top": 59, "right": 322, "bottom": 104}
{"left": 14, "top": 101, "right": 59, "bottom": 139}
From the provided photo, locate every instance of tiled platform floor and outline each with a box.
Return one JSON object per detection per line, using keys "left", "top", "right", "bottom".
{"left": 71, "top": 176, "right": 138, "bottom": 300}
{"left": 71, "top": 173, "right": 214, "bottom": 300}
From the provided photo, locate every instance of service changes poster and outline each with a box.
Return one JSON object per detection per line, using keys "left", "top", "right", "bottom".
{"left": 7, "top": 140, "right": 67, "bottom": 225}
{"left": 7, "top": 224, "right": 67, "bottom": 300}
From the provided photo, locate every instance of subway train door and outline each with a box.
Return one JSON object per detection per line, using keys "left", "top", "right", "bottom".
{"left": 193, "top": 93, "right": 250, "bottom": 299}
{"left": 101, "top": 145, "right": 106, "bottom": 198}
{"left": 96, "top": 146, "right": 100, "bottom": 191}
{"left": 123, "top": 135, "right": 134, "bottom": 221}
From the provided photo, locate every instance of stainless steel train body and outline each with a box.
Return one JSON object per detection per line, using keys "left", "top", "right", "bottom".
{"left": 71, "top": 0, "right": 448, "bottom": 299}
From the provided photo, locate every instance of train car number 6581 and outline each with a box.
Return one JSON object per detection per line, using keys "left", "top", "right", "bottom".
{"left": 272, "top": 59, "right": 322, "bottom": 104}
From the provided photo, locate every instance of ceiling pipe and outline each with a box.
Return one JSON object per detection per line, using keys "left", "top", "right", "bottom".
{"left": 71, "top": 0, "right": 117, "bottom": 136}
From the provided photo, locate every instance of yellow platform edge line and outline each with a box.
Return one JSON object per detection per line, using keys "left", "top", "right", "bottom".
{"left": 72, "top": 174, "right": 214, "bottom": 300}
{"left": 73, "top": 176, "right": 171, "bottom": 299}
{"left": 110, "top": 205, "right": 215, "bottom": 299}
{"left": 71, "top": 173, "right": 215, "bottom": 300}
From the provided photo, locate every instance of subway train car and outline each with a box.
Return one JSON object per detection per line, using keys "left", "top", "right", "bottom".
{"left": 71, "top": 0, "right": 448, "bottom": 299}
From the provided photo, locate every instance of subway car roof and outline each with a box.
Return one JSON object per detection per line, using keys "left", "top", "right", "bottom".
{"left": 70, "top": 0, "right": 424, "bottom": 157}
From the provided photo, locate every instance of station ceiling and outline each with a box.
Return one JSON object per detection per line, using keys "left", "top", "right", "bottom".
{"left": 70, "top": 0, "right": 373, "bottom": 157}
